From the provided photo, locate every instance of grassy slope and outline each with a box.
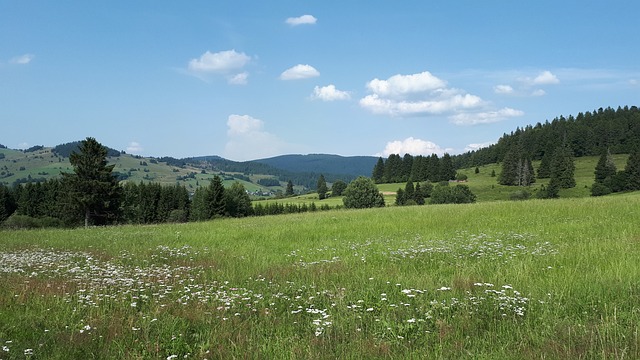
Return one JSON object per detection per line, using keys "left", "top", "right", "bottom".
{"left": 1, "top": 193, "right": 639, "bottom": 358}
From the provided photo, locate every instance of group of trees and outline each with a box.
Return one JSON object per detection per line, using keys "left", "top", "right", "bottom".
{"left": 591, "top": 148, "right": 640, "bottom": 196}
{"left": 372, "top": 153, "right": 457, "bottom": 184}
{"left": 395, "top": 180, "right": 476, "bottom": 206}
{"left": 0, "top": 138, "right": 255, "bottom": 228}
{"left": 454, "top": 106, "right": 640, "bottom": 168}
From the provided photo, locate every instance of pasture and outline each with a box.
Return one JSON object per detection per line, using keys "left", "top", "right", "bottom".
{"left": 1, "top": 193, "right": 639, "bottom": 359}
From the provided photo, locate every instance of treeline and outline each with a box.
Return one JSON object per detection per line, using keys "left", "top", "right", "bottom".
{"left": 371, "top": 153, "right": 457, "bottom": 184}
{"left": 453, "top": 106, "right": 640, "bottom": 168}
{"left": 253, "top": 202, "right": 334, "bottom": 216}
{"left": 591, "top": 148, "right": 640, "bottom": 196}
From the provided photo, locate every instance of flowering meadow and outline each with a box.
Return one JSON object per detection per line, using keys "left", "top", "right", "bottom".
{"left": 1, "top": 193, "right": 639, "bottom": 359}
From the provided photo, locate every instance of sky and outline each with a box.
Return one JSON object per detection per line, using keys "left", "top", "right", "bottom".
{"left": 2, "top": 1, "right": 639, "bottom": 161}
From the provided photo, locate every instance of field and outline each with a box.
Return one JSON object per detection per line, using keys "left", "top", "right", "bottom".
{"left": 1, "top": 192, "right": 639, "bottom": 359}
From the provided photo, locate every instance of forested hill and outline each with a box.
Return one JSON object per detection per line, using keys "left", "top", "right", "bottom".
{"left": 254, "top": 154, "right": 379, "bottom": 177}
{"left": 453, "top": 106, "right": 640, "bottom": 168}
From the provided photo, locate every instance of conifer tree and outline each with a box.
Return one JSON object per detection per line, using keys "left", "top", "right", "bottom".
{"left": 372, "top": 157, "right": 386, "bottom": 183}
{"left": 285, "top": 180, "right": 294, "bottom": 196}
{"left": 623, "top": 147, "right": 640, "bottom": 190}
{"left": 317, "top": 174, "right": 328, "bottom": 200}
{"left": 207, "top": 175, "right": 226, "bottom": 218}
{"left": 549, "top": 145, "right": 576, "bottom": 189}
{"left": 594, "top": 148, "right": 617, "bottom": 184}
{"left": 61, "top": 137, "right": 121, "bottom": 226}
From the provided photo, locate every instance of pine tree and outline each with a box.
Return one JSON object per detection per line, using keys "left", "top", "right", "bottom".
{"left": 623, "top": 147, "right": 640, "bottom": 190}
{"left": 371, "top": 157, "right": 384, "bottom": 184}
{"left": 224, "top": 181, "right": 252, "bottom": 217}
{"left": 498, "top": 149, "right": 519, "bottom": 185}
{"left": 413, "top": 182, "right": 425, "bottom": 205}
{"left": 61, "top": 137, "right": 122, "bottom": 226}
{"left": 439, "top": 153, "right": 456, "bottom": 181}
{"left": 594, "top": 148, "right": 617, "bottom": 184}
{"left": 549, "top": 145, "right": 576, "bottom": 189}
{"left": 537, "top": 150, "right": 552, "bottom": 178}
{"left": 404, "top": 180, "right": 415, "bottom": 203}
{"left": 394, "top": 188, "right": 406, "bottom": 206}
{"left": 285, "top": 180, "right": 294, "bottom": 196}
{"left": 317, "top": 174, "right": 328, "bottom": 200}
{"left": 207, "top": 175, "right": 226, "bottom": 218}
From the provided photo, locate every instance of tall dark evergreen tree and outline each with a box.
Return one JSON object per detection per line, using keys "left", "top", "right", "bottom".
{"left": 0, "top": 184, "right": 16, "bottom": 223}
{"left": 317, "top": 174, "right": 328, "bottom": 200}
{"left": 61, "top": 137, "right": 122, "bottom": 226}
{"left": 498, "top": 149, "right": 519, "bottom": 186}
{"left": 190, "top": 187, "right": 209, "bottom": 221}
{"left": 439, "top": 153, "right": 456, "bottom": 181}
{"left": 372, "top": 157, "right": 385, "bottom": 183}
{"left": 549, "top": 145, "right": 576, "bottom": 189}
{"left": 285, "top": 180, "right": 294, "bottom": 196}
{"left": 623, "top": 147, "right": 640, "bottom": 190}
{"left": 207, "top": 175, "right": 226, "bottom": 218}
{"left": 594, "top": 148, "right": 617, "bottom": 184}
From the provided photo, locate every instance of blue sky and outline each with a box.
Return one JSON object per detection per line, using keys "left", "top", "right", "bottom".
{"left": 2, "top": 1, "right": 639, "bottom": 161}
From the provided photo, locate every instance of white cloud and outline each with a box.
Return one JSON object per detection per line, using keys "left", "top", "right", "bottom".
{"left": 449, "top": 107, "right": 524, "bottom": 126}
{"left": 360, "top": 70, "right": 485, "bottom": 117}
{"left": 377, "top": 137, "right": 451, "bottom": 157}
{"left": 366, "top": 71, "right": 447, "bottom": 98}
{"left": 10, "top": 54, "right": 34, "bottom": 65}
{"left": 228, "top": 72, "right": 249, "bottom": 85}
{"left": 285, "top": 15, "right": 317, "bottom": 26}
{"left": 280, "top": 64, "right": 319, "bottom": 80}
{"left": 494, "top": 84, "right": 514, "bottom": 94}
{"left": 311, "top": 85, "right": 351, "bottom": 101}
{"left": 360, "top": 93, "right": 482, "bottom": 117}
{"left": 464, "top": 141, "right": 496, "bottom": 152}
{"left": 224, "top": 115, "right": 288, "bottom": 161}
{"left": 532, "top": 70, "right": 560, "bottom": 85}
{"left": 126, "top": 142, "right": 143, "bottom": 154}
{"left": 188, "top": 50, "right": 250, "bottom": 73}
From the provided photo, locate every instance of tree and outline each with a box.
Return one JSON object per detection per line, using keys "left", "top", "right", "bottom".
{"left": 413, "top": 182, "right": 425, "bottom": 205}
{"left": 430, "top": 184, "right": 476, "bottom": 204}
{"left": 372, "top": 157, "right": 385, "bottom": 183}
{"left": 317, "top": 174, "right": 328, "bottom": 200}
{"left": 285, "top": 180, "right": 294, "bottom": 196}
{"left": 439, "top": 153, "right": 456, "bottom": 181}
{"left": 623, "top": 147, "right": 640, "bottom": 190}
{"left": 594, "top": 148, "right": 617, "bottom": 184}
{"left": 207, "top": 175, "right": 226, "bottom": 218}
{"left": 549, "top": 145, "right": 576, "bottom": 189}
{"left": 224, "top": 181, "right": 252, "bottom": 217}
{"left": 394, "top": 188, "right": 406, "bottom": 206}
{"left": 331, "top": 180, "right": 347, "bottom": 196}
{"left": 342, "top": 177, "right": 385, "bottom": 209}
{"left": 61, "top": 137, "right": 121, "bottom": 226}
{"left": 0, "top": 184, "right": 17, "bottom": 223}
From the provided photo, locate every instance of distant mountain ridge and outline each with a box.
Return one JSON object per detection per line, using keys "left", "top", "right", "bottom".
{"left": 254, "top": 154, "right": 378, "bottom": 177}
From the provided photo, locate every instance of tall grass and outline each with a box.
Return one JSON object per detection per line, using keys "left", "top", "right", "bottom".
{"left": 1, "top": 193, "right": 639, "bottom": 359}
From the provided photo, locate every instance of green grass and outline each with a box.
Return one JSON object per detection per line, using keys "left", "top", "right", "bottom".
{"left": 2, "top": 193, "right": 639, "bottom": 359}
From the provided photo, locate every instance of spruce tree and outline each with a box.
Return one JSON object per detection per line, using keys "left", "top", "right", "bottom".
{"left": 207, "top": 175, "right": 226, "bottom": 218}
{"left": 549, "top": 145, "right": 576, "bottom": 189}
{"left": 285, "top": 180, "right": 294, "bottom": 196}
{"left": 317, "top": 174, "right": 328, "bottom": 200}
{"left": 623, "top": 147, "right": 640, "bottom": 190}
{"left": 394, "top": 188, "right": 406, "bottom": 206}
{"left": 594, "top": 148, "right": 617, "bottom": 184}
{"left": 61, "top": 137, "right": 121, "bottom": 226}
{"left": 371, "top": 157, "right": 384, "bottom": 184}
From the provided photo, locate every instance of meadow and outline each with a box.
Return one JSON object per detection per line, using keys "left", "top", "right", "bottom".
{"left": 1, "top": 192, "right": 639, "bottom": 359}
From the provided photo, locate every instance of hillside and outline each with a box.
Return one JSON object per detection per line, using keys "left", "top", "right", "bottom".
{"left": 0, "top": 144, "right": 369, "bottom": 194}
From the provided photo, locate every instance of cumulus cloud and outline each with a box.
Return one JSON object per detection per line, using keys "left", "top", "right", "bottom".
{"left": 360, "top": 93, "right": 482, "bottom": 117}
{"left": 360, "top": 70, "right": 485, "bottom": 117}
{"left": 186, "top": 50, "right": 251, "bottom": 84}
{"left": 126, "top": 142, "right": 143, "bottom": 154}
{"left": 285, "top": 15, "right": 317, "bottom": 26}
{"left": 449, "top": 107, "right": 524, "bottom": 126}
{"left": 10, "top": 54, "right": 34, "bottom": 65}
{"left": 531, "top": 89, "right": 546, "bottom": 97}
{"left": 366, "top": 71, "right": 447, "bottom": 98}
{"left": 311, "top": 84, "right": 351, "bottom": 101}
{"left": 494, "top": 84, "right": 514, "bottom": 94}
{"left": 280, "top": 64, "right": 320, "bottom": 80}
{"left": 224, "top": 114, "right": 288, "bottom": 161}
{"left": 377, "top": 137, "right": 451, "bottom": 157}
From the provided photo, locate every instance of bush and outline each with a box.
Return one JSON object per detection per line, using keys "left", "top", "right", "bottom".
{"left": 456, "top": 173, "right": 468, "bottom": 181}
{"left": 430, "top": 184, "right": 476, "bottom": 204}
{"left": 590, "top": 182, "right": 612, "bottom": 197}
{"left": 343, "top": 177, "right": 385, "bottom": 209}
{"left": 2, "top": 214, "right": 43, "bottom": 229}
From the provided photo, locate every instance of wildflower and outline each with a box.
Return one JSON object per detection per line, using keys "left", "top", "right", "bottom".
{"left": 407, "top": 318, "right": 416, "bottom": 323}
{"left": 24, "top": 348, "right": 34, "bottom": 355}
{"left": 2, "top": 345, "right": 9, "bottom": 352}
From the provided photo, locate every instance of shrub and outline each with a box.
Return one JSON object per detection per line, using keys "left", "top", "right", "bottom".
{"left": 590, "top": 182, "right": 612, "bottom": 197}
{"left": 343, "top": 177, "right": 385, "bottom": 209}
{"left": 510, "top": 190, "right": 531, "bottom": 201}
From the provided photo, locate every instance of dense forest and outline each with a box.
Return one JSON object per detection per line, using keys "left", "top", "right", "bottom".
{"left": 452, "top": 106, "right": 640, "bottom": 168}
